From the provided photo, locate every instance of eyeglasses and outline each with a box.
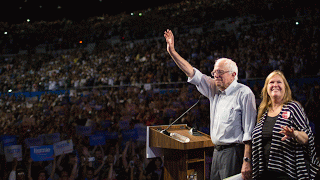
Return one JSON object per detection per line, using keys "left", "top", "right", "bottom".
{"left": 211, "top": 70, "right": 231, "bottom": 76}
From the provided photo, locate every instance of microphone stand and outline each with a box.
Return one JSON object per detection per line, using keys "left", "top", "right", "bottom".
{"left": 160, "top": 95, "right": 203, "bottom": 136}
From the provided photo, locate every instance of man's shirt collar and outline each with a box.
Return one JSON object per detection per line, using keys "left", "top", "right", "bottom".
{"left": 219, "top": 79, "right": 237, "bottom": 96}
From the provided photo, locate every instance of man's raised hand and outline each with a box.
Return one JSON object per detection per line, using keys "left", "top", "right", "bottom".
{"left": 164, "top": 29, "right": 175, "bottom": 53}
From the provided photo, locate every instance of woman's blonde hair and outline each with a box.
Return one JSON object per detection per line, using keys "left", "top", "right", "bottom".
{"left": 257, "top": 70, "right": 293, "bottom": 122}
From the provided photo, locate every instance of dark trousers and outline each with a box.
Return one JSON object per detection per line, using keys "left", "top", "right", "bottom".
{"left": 210, "top": 144, "right": 244, "bottom": 180}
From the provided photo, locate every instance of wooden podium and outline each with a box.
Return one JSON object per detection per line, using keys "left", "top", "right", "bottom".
{"left": 148, "top": 124, "right": 214, "bottom": 180}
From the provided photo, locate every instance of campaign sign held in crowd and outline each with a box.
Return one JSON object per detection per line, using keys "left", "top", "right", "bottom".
{"left": 0, "top": 135, "right": 18, "bottom": 155}
{"left": 1, "top": 135, "right": 18, "bottom": 147}
{"left": 24, "top": 136, "right": 44, "bottom": 148}
{"left": 104, "top": 131, "right": 119, "bottom": 140}
{"left": 89, "top": 134, "right": 106, "bottom": 146}
{"left": 42, "top": 132, "right": 61, "bottom": 145}
{"left": 53, "top": 140, "right": 73, "bottom": 156}
{"left": 31, "top": 145, "right": 54, "bottom": 161}
{"left": 122, "top": 129, "right": 139, "bottom": 142}
{"left": 4, "top": 145, "right": 22, "bottom": 162}
{"left": 76, "top": 125, "right": 93, "bottom": 136}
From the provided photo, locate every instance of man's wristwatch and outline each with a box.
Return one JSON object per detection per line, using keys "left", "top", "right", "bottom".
{"left": 243, "top": 157, "right": 251, "bottom": 162}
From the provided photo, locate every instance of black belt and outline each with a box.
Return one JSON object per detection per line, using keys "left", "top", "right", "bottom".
{"left": 214, "top": 143, "right": 240, "bottom": 151}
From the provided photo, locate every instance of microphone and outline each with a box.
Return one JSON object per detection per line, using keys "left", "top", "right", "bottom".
{"left": 160, "top": 95, "right": 204, "bottom": 136}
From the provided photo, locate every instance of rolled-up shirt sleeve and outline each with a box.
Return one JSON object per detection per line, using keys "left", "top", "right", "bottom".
{"left": 188, "top": 68, "right": 203, "bottom": 85}
{"left": 241, "top": 91, "right": 257, "bottom": 142}
{"left": 188, "top": 68, "right": 216, "bottom": 98}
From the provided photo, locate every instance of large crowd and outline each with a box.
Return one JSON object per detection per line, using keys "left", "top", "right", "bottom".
{"left": 0, "top": 0, "right": 320, "bottom": 180}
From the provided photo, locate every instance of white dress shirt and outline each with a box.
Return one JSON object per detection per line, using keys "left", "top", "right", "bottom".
{"left": 188, "top": 68, "right": 256, "bottom": 145}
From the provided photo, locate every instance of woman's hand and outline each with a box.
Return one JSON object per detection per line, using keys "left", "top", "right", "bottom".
{"left": 280, "top": 126, "right": 309, "bottom": 144}
{"left": 279, "top": 126, "right": 295, "bottom": 141}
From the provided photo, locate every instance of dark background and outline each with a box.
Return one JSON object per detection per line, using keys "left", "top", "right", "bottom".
{"left": 0, "top": 0, "right": 184, "bottom": 24}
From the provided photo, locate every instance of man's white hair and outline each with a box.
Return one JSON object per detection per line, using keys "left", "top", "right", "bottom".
{"left": 215, "top": 58, "right": 238, "bottom": 80}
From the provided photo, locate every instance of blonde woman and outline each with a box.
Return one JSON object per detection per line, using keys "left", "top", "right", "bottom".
{"left": 252, "top": 70, "right": 320, "bottom": 179}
